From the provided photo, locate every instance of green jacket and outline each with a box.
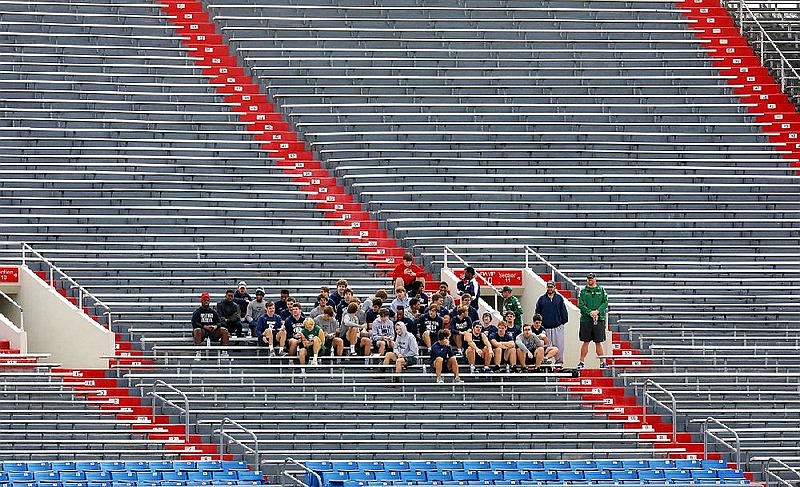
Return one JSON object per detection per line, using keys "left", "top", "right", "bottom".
{"left": 578, "top": 285, "right": 608, "bottom": 321}
{"left": 501, "top": 296, "right": 524, "bottom": 328}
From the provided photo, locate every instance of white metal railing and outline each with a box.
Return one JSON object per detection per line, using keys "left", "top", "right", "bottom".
{"left": 0, "top": 289, "right": 23, "bottom": 331}
{"left": 21, "top": 243, "right": 112, "bottom": 329}
{"left": 442, "top": 245, "right": 504, "bottom": 307}
{"left": 149, "top": 379, "right": 190, "bottom": 440}
{"left": 643, "top": 379, "right": 677, "bottom": 443}
{"left": 282, "top": 457, "right": 322, "bottom": 487}
{"left": 763, "top": 457, "right": 800, "bottom": 487}
{"left": 217, "top": 417, "right": 260, "bottom": 470}
{"left": 703, "top": 416, "right": 742, "bottom": 467}
{"left": 723, "top": 0, "right": 800, "bottom": 104}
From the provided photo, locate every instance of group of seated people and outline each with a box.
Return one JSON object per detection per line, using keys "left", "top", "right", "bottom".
{"left": 190, "top": 274, "right": 559, "bottom": 382}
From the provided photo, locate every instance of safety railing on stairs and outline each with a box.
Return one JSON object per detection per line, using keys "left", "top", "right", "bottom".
{"left": 763, "top": 457, "right": 800, "bottom": 487}
{"left": 216, "top": 417, "right": 260, "bottom": 470}
{"left": 443, "top": 245, "right": 504, "bottom": 313}
{"left": 643, "top": 379, "right": 678, "bottom": 443}
{"left": 0, "top": 289, "right": 23, "bottom": 331}
{"left": 21, "top": 243, "right": 113, "bottom": 330}
{"left": 282, "top": 457, "right": 322, "bottom": 487}
{"left": 703, "top": 416, "right": 742, "bottom": 467}
{"left": 723, "top": 0, "right": 800, "bottom": 106}
{"left": 149, "top": 379, "right": 190, "bottom": 440}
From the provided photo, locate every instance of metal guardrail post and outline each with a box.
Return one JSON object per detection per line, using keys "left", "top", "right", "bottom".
{"left": 282, "top": 457, "right": 323, "bottom": 487}
{"left": 763, "top": 457, "right": 800, "bottom": 487}
{"left": 217, "top": 417, "right": 260, "bottom": 470}
{"left": 0, "top": 290, "right": 24, "bottom": 331}
{"left": 149, "top": 380, "right": 190, "bottom": 440}
{"left": 20, "top": 243, "right": 113, "bottom": 329}
{"left": 644, "top": 379, "right": 677, "bottom": 442}
{"left": 703, "top": 416, "right": 741, "bottom": 467}
{"left": 442, "top": 246, "right": 504, "bottom": 309}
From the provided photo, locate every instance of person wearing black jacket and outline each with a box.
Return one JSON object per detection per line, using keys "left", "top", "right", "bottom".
{"left": 217, "top": 289, "right": 244, "bottom": 337}
{"left": 192, "top": 292, "right": 230, "bottom": 360}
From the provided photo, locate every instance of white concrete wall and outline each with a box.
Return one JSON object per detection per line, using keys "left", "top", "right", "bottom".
{"left": 0, "top": 313, "right": 27, "bottom": 354}
{"left": 15, "top": 266, "right": 114, "bottom": 368}
{"left": 440, "top": 269, "right": 503, "bottom": 321}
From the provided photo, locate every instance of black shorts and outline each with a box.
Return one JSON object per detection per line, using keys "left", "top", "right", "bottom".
{"left": 579, "top": 318, "right": 605, "bottom": 343}
{"left": 400, "top": 356, "right": 418, "bottom": 368}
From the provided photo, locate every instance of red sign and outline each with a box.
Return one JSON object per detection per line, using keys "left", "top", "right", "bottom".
{"left": 454, "top": 269, "right": 523, "bottom": 287}
{"left": 0, "top": 267, "right": 19, "bottom": 283}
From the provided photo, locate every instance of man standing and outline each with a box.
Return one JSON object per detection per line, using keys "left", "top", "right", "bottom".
{"left": 534, "top": 281, "right": 569, "bottom": 363}
{"left": 500, "top": 286, "right": 523, "bottom": 328}
{"left": 457, "top": 266, "right": 481, "bottom": 308}
{"left": 577, "top": 273, "right": 609, "bottom": 370}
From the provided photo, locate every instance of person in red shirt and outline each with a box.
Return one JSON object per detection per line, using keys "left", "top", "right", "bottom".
{"left": 390, "top": 252, "right": 426, "bottom": 296}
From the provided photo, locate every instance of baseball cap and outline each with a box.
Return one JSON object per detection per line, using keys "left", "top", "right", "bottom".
{"left": 587, "top": 273, "right": 596, "bottom": 279}
{"left": 501, "top": 285, "right": 513, "bottom": 293}
{"left": 546, "top": 281, "right": 556, "bottom": 287}
{"left": 200, "top": 292, "right": 211, "bottom": 301}
{"left": 255, "top": 288, "right": 265, "bottom": 296}
{"left": 237, "top": 281, "right": 247, "bottom": 288}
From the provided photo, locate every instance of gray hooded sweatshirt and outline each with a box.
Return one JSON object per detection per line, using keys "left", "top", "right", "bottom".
{"left": 393, "top": 322, "right": 419, "bottom": 358}
{"left": 515, "top": 332, "right": 544, "bottom": 355}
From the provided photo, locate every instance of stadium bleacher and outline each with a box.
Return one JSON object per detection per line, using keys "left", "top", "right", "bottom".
{"left": 0, "top": 0, "right": 799, "bottom": 484}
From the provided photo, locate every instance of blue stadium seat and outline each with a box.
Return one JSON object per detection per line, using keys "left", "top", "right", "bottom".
{"left": 2, "top": 465, "right": 28, "bottom": 473}
{"left": 663, "top": 469, "right": 692, "bottom": 481}
{"left": 52, "top": 463, "right": 77, "bottom": 473}
{"left": 610, "top": 470, "right": 639, "bottom": 481}
{"left": 0, "top": 474, "right": 6, "bottom": 483}
{"left": 675, "top": 460, "right": 704, "bottom": 470}
{"left": 516, "top": 461, "right": 544, "bottom": 472}
{"left": 321, "top": 470, "right": 349, "bottom": 486}
{"left": 500, "top": 471, "right": 530, "bottom": 481}
{"left": 151, "top": 461, "right": 176, "bottom": 472}
{"left": 135, "top": 472, "right": 161, "bottom": 483}
{"left": 306, "top": 462, "right": 334, "bottom": 473}
{"left": 37, "top": 482, "right": 63, "bottom": 487}
{"left": 332, "top": 463, "right": 360, "bottom": 473}
{"left": 702, "top": 460, "right": 727, "bottom": 469}
{"left": 555, "top": 470, "right": 585, "bottom": 481}
{"left": 595, "top": 461, "right": 624, "bottom": 471}
{"left": 426, "top": 472, "right": 452, "bottom": 482}
{"left": 438, "top": 462, "right": 464, "bottom": 472}
{"left": 195, "top": 462, "right": 223, "bottom": 473}
{"left": 344, "top": 471, "right": 375, "bottom": 483}
{"left": 717, "top": 469, "right": 745, "bottom": 479}
{"left": 649, "top": 460, "right": 677, "bottom": 470}
{"left": 572, "top": 461, "right": 598, "bottom": 471}
{"left": 63, "top": 482, "right": 87, "bottom": 487}
{"left": 373, "top": 472, "right": 402, "bottom": 483}
{"left": 98, "top": 462, "right": 125, "bottom": 472}
{"left": 400, "top": 471, "right": 427, "bottom": 482}
{"left": 27, "top": 463, "right": 53, "bottom": 473}
{"left": 237, "top": 471, "right": 263, "bottom": 482}
{"left": 451, "top": 471, "right": 478, "bottom": 482}
{"left": 110, "top": 472, "right": 136, "bottom": 483}
{"left": 476, "top": 471, "right": 503, "bottom": 482}
{"left": 382, "top": 462, "right": 409, "bottom": 472}
{"left": 222, "top": 461, "right": 248, "bottom": 471}
{"left": 584, "top": 470, "right": 613, "bottom": 482}
{"left": 543, "top": 461, "right": 572, "bottom": 471}
{"left": 186, "top": 471, "right": 212, "bottom": 483}
{"left": 87, "top": 482, "right": 112, "bottom": 487}
{"left": 407, "top": 462, "right": 437, "bottom": 472}
{"left": 75, "top": 464, "right": 100, "bottom": 473}
{"left": 162, "top": 472, "right": 189, "bottom": 482}
{"left": 33, "top": 472, "right": 59, "bottom": 482}
{"left": 58, "top": 472, "right": 85, "bottom": 483}
{"left": 462, "top": 462, "right": 491, "bottom": 472}
{"left": 691, "top": 469, "right": 719, "bottom": 481}
{"left": 637, "top": 470, "right": 665, "bottom": 481}
{"left": 361, "top": 462, "right": 385, "bottom": 472}
{"left": 123, "top": 462, "right": 150, "bottom": 472}
{"left": 622, "top": 461, "right": 650, "bottom": 470}
{"left": 161, "top": 481, "right": 187, "bottom": 486}
{"left": 7, "top": 473, "right": 33, "bottom": 483}
{"left": 490, "top": 462, "right": 517, "bottom": 471}
{"left": 172, "top": 462, "right": 198, "bottom": 473}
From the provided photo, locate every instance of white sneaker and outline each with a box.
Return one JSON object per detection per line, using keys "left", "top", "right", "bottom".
{"left": 310, "top": 357, "right": 319, "bottom": 366}
{"left": 436, "top": 376, "right": 444, "bottom": 384}
{"left": 505, "top": 364, "right": 511, "bottom": 373}
{"left": 194, "top": 351, "right": 201, "bottom": 361}
{"left": 453, "top": 377, "right": 464, "bottom": 384}
{"left": 469, "top": 365, "right": 476, "bottom": 374}
{"left": 220, "top": 350, "right": 229, "bottom": 359}
{"left": 300, "top": 367, "right": 306, "bottom": 375}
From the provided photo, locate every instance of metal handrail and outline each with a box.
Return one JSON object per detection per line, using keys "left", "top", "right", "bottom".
{"left": 149, "top": 380, "right": 190, "bottom": 439}
{"left": 703, "top": 416, "right": 742, "bottom": 467}
{"left": 725, "top": 0, "right": 800, "bottom": 100}
{"left": 443, "top": 246, "right": 504, "bottom": 307}
{"left": 21, "top": 243, "right": 113, "bottom": 329}
{"left": 643, "top": 379, "right": 677, "bottom": 442}
{"left": 764, "top": 457, "right": 800, "bottom": 487}
{"left": 216, "top": 417, "right": 260, "bottom": 470}
{"left": 0, "top": 289, "right": 23, "bottom": 331}
{"left": 282, "top": 457, "right": 322, "bottom": 487}
{"left": 524, "top": 245, "right": 581, "bottom": 290}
